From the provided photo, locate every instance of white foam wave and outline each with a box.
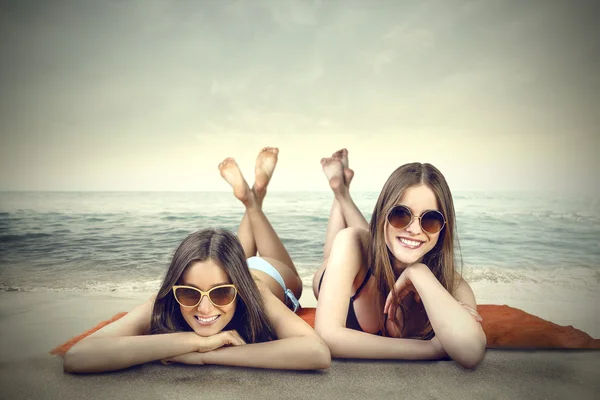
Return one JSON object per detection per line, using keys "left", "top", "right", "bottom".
{"left": 461, "top": 265, "right": 599, "bottom": 289}
{"left": 0, "top": 279, "right": 163, "bottom": 293}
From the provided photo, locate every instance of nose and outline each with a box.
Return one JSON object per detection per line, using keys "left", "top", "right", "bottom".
{"left": 196, "top": 295, "right": 213, "bottom": 313}
{"left": 405, "top": 216, "right": 422, "bottom": 235}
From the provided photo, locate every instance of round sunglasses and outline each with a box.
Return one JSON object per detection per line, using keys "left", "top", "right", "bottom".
{"left": 386, "top": 205, "right": 446, "bottom": 234}
{"left": 172, "top": 284, "right": 237, "bottom": 308}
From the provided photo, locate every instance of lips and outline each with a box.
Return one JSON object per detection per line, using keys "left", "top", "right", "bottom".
{"left": 397, "top": 236, "right": 424, "bottom": 249}
{"left": 194, "top": 315, "right": 220, "bottom": 326}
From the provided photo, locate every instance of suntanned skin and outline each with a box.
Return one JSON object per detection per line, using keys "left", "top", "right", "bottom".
{"left": 313, "top": 149, "right": 486, "bottom": 369}
{"left": 63, "top": 148, "right": 330, "bottom": 373}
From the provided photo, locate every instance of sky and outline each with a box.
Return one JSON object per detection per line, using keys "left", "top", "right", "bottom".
{"left": 0, "top": 0, "right": 598, "bottom": 194}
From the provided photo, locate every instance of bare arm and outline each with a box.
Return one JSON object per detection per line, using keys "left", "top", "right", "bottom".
{"left": 63, "top": 297, "right": 208, "bottom": 373}
{"left": 314, "top": 228, "right": 441, "bottom": 360}
{"left": 400, "top": 264, "right": 486, "bottom": 368}
{"left": 198, "top": 282, "right": 330, "bottom": 369}
{"left": 168, "top": 281, "right": 331, "bottom": 370}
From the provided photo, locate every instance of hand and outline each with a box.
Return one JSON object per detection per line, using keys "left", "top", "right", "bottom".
{"left": 383, "top": 267, "right": 421, "bottom": 324}
{"left": 385, "top": 314, "right": 403, "bottom": 338}
{"left": 458, "top": 301, "right": 483, "bottom": 322}
{"left": 196, "top": 330, "right": 247, "bottom": 353}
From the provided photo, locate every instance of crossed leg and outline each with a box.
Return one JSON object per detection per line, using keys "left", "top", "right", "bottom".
{"left": 312, "top": 148, "right": 368, "bottom": 298}
{"left": 219, "top": 147, "right": 303, "bottom": 304}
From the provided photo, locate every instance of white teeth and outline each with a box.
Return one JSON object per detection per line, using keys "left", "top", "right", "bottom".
{"left": 196, "top": 315, "right": 218, "bottom": 323}
{"left": 399, "top": 238, "right": 421, "bottom": 247}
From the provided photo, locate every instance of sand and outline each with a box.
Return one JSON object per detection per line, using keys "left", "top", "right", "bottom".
{"left": 1, "top": 290, "right": 599, "bottom": 400}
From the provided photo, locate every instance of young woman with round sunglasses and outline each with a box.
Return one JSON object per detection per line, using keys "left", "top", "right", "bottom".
{"left": 64, "top": 148, "right": 330, "bottom": 373}
{"left": 312, "top": 149, "right": 486, "bottom": 369}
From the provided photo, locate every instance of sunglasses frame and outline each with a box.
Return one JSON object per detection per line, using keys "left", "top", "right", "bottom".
{"left": 172, "top": 284, "right": 238, "bottom": 308}
{"left": 386, "top": 205, "right": 447, "bottom": 235}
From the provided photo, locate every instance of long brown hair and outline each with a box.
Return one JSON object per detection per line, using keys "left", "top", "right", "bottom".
{"left": 149, "top": 228, "right": 276, "bottom": 343}
{"left": 367, "top": 163, "right": 461, "bottom": 338}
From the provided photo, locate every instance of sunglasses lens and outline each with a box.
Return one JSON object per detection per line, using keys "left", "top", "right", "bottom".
{"left": 421, "top": 211, "right": 445, "bottom": 234}
{"left": 174, "top": 287, "right": 201, "bottom": 307}
{"left": 388, "top": 206, "right": 412, "bottom": 229}
{"left": 209, "top": 286, "right": 237, "bottom": 306}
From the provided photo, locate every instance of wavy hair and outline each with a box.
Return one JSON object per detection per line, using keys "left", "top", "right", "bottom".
{"left": 367, "top": 163, "right": 462, "bottom": 338}
{"left": 149, "top": 228, "right": 276, "bottom": 343}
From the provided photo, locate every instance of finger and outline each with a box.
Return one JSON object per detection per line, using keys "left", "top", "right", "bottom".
{"left": 468, "top": 310, "right": 483, "bottom": 322}
{"left": 387, "top": 302, "right": 397, "bottom": 323}
{"left": 231, "top": 330, "right": 246, "bottom": 345}
{"left": 226, "top": 331, "right": 245, "bottom": 346}
{"left": 414, "top": 292, "right": 421, "bottom": 303}
{"left": 207, "top": 336, "right": 227, "bottom": 351}
{"left": 459, "top": 302, "right": 478, "bottom": 315}
{"left": 394, "top": 272, "right": 408, "bottom": 292}
{"left": 458, "top": 302, "right": 483, "bottom": 322}
{"left": 384, "top": 292, "right": 392, "bottom": 314}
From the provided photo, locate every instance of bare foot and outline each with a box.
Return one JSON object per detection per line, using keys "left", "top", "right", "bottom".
{"left": 331, "top": 148, "right": 354, "bottom": 185}
{"left": 219, "top": 158, "right": 252, "bottom": 205}
{"left": 321, "top": 157, "right": 345, "bottom": 192}
{"left": 254, "top": 147, "right": 279, "bottom": 200}
{"left": 331, "top": 148, "right": 348, "bottom": 168}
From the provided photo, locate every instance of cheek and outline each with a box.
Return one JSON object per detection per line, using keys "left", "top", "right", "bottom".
{"left": 384, "top": 225, "right": 394, "bottom": 249}
{"left": 179, "top": 306, "right": 193, "bottom": 319}
{"left": 221, "top": 302, "right": 237, "bottom": 320}
{"left": 227, "top": 302, "right": 238, "bottom": 317}
{"left": 425, "top": 234, "right": 442, "bottom": 252}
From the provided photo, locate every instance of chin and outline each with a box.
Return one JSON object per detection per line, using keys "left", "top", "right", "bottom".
{"left": 390, "top": 247, "right": 424, "bottom": 266}
{"left": 184, "top": 317, "right": 231, "bottom": 337}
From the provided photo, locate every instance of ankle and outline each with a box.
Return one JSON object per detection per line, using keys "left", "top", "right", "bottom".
{"left": 333, "top": 186, "right": 350, "bottom": 202}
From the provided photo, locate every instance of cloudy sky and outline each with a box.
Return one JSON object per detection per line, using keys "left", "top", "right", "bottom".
{"left": 0, "top": 0, "right": 598, "bottom": 193}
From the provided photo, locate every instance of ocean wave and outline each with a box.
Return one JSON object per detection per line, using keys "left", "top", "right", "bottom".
{"left": 2, "top": 265, "right": 597, "bottom": 293}
{"left": 160, "top": 215, "right": 193, "bottom": 221}
{"left": 461, "top": 265, "right": 599, "bottom": 288}
{"left": 84, "top": 217, "right": 107, "bottom": 222}
{"left": 0, "top": 232, "right": 53, "bottom": 243}
{"left": 458, "top": 210, "right": 599, "bottom": 224}
{"left": 0, "top": 279, "right": 163, "bottom": 293}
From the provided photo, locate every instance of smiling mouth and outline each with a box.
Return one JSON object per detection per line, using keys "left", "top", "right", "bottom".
{"left": 194, "top": 315, "right": 220, "bottom": 326}
{"left": 397, "top": 237, "right": 424, "bottom": 249}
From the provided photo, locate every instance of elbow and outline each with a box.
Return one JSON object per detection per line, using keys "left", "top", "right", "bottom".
{"left": 452, "top": 333, "right": 487, "bottom": 369}
{"left": 305, "top": 334, "right": 332, "bottom": 370}
{"left": 63, "top": 341, "right": 105, "bottom": 374}
{"left": 456, "top": 347, "right": 485, "bottom": 369}
{"left": 315, "top": 327, "right": 343, "bottom": 359}
{"left": 313, "top": 341, "right": 332, "bottom": 370}
{"left": 63, "top": 346, "right": 85, "bottom": 374}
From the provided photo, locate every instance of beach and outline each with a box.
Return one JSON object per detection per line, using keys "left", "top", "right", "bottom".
{"left": 1, "top": 191, "right": 599, "bottom": 398}
{"left": 1, "top": 285, "right": 599, "bottom": 400}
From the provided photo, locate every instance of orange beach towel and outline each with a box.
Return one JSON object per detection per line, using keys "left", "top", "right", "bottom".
{"left": 50, "top": 305, "right": 599, "bottom": 356}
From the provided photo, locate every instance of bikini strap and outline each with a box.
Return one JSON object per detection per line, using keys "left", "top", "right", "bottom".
{"left": 350, "top": 268, "right": 372, "bottom": 301}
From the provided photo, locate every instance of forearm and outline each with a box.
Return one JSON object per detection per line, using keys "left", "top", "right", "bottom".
{"left": 202, "top": 336, "right": 330, "bottom": 370}
{"left": 409, "top": 267, "right": 486, "bottom": 367}
{"left": 64, "top": 333, "right": 198, "bottom": 373}
{"left": 319, "top": 327, "right": 438, "bottom": 360}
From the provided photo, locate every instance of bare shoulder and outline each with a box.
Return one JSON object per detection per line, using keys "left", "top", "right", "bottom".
{"left": 86, "top": 295, "right": 155, "bottom": 339}
{"left": 335, "top": 227, "right": 369, "bottom": 251}
{"left": 325, "top": 227, "right": 370, "bottom": 286}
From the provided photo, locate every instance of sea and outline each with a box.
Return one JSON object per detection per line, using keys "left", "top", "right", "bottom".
{"left": 1, "top": 191, "right": 599, "bottom": 293}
